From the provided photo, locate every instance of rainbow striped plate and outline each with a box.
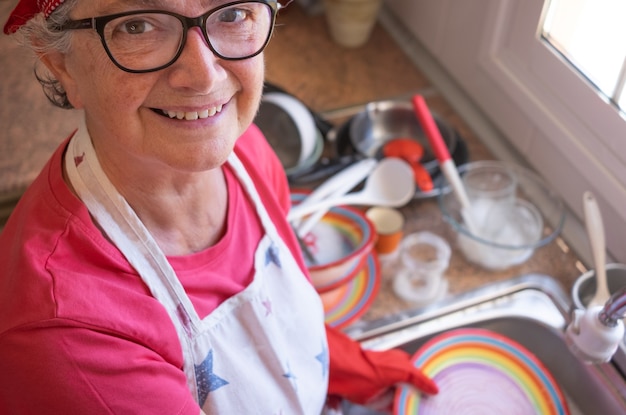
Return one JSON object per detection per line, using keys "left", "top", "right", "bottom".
{"left": 319, "top": 252, "right": 380, "bottom": 329}
{"left": 394, "top": 328, "right": 569, "bottom": 415}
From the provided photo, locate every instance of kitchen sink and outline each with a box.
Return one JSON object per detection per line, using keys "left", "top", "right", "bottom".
{"left": 339, "top": 274, "right": 626, "bottom": 414}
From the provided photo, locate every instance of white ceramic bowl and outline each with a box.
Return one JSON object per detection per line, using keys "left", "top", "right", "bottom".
{"left": 291, "top": 191, "right": 376, "bottom": 293}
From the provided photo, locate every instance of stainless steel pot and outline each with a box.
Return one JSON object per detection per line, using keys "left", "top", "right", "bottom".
{"left": 349, "top": 99, "right": 457, "bottom": 174}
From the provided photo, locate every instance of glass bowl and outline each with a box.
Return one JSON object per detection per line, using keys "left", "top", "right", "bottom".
{"left": 438, "top": 161, "right": 566, "bottom": 270}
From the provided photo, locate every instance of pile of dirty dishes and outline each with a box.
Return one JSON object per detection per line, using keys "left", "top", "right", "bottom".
{"left": 439, "top": 161, "right": 566, "bottom": 270}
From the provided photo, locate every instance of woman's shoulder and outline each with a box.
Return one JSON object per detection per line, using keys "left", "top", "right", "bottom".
{"left": 0, "top": 135, "right": 102, "bottom": 258}
{"left": 0, "top": 135, "right": 140, "bottom": 330}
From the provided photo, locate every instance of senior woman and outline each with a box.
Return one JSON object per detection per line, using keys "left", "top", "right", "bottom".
{"left": 0, "top": 0, "right": 437, "bottom": 413}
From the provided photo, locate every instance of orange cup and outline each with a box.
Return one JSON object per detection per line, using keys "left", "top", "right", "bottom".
{"left": 366, "top": 207, "right": 405, "bottom": 255}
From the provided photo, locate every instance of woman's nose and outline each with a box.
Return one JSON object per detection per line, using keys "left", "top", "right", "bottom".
{"left": 167, "top": 28, "right": 226, "bottom": 91}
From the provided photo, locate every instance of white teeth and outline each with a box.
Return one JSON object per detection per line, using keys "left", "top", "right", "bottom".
{"left": 164, "top": 104, "right": 223, "bottom": 120}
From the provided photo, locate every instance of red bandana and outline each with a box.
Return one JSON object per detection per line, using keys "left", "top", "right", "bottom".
{"left": 4, "top": 0, "right": 66, "bottom": 34}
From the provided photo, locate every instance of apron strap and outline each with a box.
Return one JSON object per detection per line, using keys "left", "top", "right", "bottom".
{"left": 64, "top": 119, "right": 198, "bottom": 338}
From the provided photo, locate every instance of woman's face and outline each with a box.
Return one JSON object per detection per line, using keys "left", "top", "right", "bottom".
{"left": 49, "top": 0, "right": 266, "bottom": 175}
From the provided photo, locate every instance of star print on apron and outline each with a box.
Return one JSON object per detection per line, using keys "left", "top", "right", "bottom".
{"left": 64, "top": 119, "right": 329, "bottom": 414}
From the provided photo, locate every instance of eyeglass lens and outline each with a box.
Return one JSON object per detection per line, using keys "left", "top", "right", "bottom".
{"left": 102, "top": 2, "right": 273, "bottom": 72}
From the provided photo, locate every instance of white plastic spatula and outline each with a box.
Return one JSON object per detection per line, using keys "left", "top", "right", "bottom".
{"left": 293, "top": 158, "right": 378, "bottom": 237}
{"left": 287, "top": 158, "right": 414, "bottom": 221}
{"left": 583, "top": 191, "right": 610, "bottom": 308}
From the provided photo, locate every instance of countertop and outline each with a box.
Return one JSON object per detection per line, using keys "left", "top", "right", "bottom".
{"left": 264, "top": 4, "right": 584, "bottom": 326}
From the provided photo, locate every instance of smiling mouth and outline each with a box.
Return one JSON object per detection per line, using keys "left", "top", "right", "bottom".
{"left": 153, "top": 104, "right": 224, "bottom": 120}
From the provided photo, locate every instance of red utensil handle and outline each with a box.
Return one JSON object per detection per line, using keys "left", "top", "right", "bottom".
{"left": 412, "top": 95, "right": 451, "bottom": 163}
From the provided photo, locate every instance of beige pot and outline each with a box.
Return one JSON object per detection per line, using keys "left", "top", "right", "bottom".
{"left": 323, "top": 0, "right": 383, "bottom": 48}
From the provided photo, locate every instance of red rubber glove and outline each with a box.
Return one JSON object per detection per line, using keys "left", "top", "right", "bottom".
{"left": 326, "top": 324, "right": 438, "bottom": 406}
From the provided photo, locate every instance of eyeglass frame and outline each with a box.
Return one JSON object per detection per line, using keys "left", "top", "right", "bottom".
{"left": 53, "top": 0, "right": 281, "bottom": 74}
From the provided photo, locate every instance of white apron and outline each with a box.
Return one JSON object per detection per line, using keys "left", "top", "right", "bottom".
{"left": 64, "top": 120, "right": 329, "bottom": 414}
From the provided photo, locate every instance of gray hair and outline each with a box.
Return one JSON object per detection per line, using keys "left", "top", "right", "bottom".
{"left": 15, "top": 0, "right": 79, "bottom": 109}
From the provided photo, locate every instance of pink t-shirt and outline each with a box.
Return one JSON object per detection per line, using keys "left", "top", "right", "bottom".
{"left": 0, "top": 124, "right": 308, "bottom": 414}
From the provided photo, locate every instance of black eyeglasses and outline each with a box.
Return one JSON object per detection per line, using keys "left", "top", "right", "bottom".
{"left": 55, "top": 0, "right": 280, "bottom": 73}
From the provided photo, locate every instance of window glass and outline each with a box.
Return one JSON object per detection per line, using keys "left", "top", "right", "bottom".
{"left": 541, "top": 0, "right": 626, "bottom": 110}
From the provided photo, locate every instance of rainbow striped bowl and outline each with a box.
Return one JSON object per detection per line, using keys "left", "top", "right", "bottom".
{"left": 291, "top": 191, "right": 376, "bottom": 293}
{"left": 319, "top": 251, "right": 381, "bottom": 329}
{"left": 394, "top": 328, "right": 569, "bottom": 415}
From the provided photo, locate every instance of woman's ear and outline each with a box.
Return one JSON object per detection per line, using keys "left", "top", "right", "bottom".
{"left": 38, "top": 50, "right": 84, "bottom": 109}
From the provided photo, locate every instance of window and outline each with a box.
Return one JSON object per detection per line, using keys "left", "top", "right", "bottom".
{"left": 541, "top": 0, "right": 626, "bottom": 112}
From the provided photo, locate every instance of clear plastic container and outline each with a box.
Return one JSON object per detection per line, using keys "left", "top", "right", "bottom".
{"left": 393, "top": 232, "right": 450, "bottom": 305}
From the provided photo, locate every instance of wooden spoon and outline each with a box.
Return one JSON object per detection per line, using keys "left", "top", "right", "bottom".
{"left": 584, "top": 191, "right": 610, "bottom": 308}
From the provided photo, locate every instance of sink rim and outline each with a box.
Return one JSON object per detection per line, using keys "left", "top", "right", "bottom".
{"left": 345, "top": 273, "right": 572, "bottom": 341}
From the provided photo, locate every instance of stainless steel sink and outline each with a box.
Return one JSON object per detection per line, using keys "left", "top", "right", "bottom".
{"left": 339, "top": 274, "right": 626, "bottom": 415}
